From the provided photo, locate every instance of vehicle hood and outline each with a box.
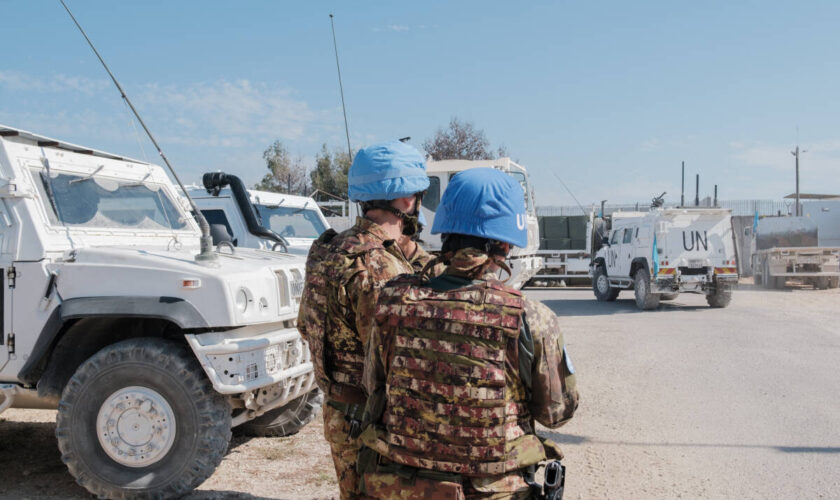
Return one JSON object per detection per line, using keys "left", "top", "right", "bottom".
{"left": 52, "top": 246, "right": 305, "bottom": 327}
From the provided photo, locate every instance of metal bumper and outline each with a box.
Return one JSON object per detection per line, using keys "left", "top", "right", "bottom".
{"left": 185, "top": 325, "right": 316, "bottom": 406}
{"left": 654, "top": 273, "right": 737, "bottom": 292}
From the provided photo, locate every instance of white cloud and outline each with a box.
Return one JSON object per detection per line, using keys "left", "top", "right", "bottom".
{"left": 728, "top": 140, "right": 840, "bottom": 196}
{"left": 373, "top": 24, "right": 430, "bottom": 32}
{"left": 138, "top": 79, "right": 332, "bottom": 147}
{"left": 729, "top": 140, "right": 840, "bottom": 174}
{"left": 0, "top": 70, "right": 108, "bottom": 95}
{"left": 638, "top": 138, "right": 660, "bottom": 152}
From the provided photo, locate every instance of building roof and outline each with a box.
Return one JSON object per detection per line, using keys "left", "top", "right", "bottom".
{"left": 784, "top": 193, "right": 840, "bottom": 200}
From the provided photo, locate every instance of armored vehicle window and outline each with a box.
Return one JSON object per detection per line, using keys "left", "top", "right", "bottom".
{"left": 255, "top": 204, "right": 327, "bottom": 238}
{"left": 623, "top": 228, "right": 633, "bottom": 244}
{"left": 33, "top": 169, "right": 186, "bottom": 230}
{"left": 635, "top": 227, "right": 639, "bottom": 239}
{"left": 610, "top": 229, "right": 622, "bottom": 245}
{"left": 422, "top": 176, "right": 441, "bottom": 211}
{"left": 201, "top": 209, "right": 235, "bottom": 245}
{"left": 508, "top": 170, "right": 534, "bottom": 212}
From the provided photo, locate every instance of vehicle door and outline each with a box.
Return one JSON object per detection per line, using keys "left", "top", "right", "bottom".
{"left": 605, "top": 226, "right": 624, "bottom": 277}
{"left": 0, "top": 200, "right": 14, "bottom": 373}
{"left": 617, "top": 226, "right": 635, "bottom": 277}
{"left": 0, "top": 256, "right": 9, "bottom": 374}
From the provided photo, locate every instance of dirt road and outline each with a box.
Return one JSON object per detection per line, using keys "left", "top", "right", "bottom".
{"left": 2, "top": 283, "right": 839, "bottom": 499}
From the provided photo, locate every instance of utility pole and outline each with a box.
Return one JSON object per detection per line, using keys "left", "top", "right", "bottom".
{"left": 695, "top": 174, "right": 699, "bottom": 206}
{"left": 791, "top": 146, "right": 806, "bottom": 216}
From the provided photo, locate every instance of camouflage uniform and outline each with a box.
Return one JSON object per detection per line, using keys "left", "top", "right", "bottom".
{"left": 361, "top": 248, "right": 579, "bottom": 500}
{"left": 298, "top": 216, "right": 434, "bottom": 500}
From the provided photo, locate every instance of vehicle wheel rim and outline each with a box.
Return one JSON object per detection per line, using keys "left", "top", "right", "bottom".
{"left": 597, "top": 274, "right": 609, "bottom": 294}
{"left": 637, "top": 277, "right": 646, "bottom": 297}
{"left": 96, "top": 386, "right": 176, "bottom": 468}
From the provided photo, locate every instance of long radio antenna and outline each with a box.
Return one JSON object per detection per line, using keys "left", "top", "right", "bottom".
{"left": 59, "top": 0, "right": 217, "bottom": 264}
{"left": 551, "top": 171, "right": 587, "bottom": 215}
{"left": 329, "top": 13, "right": 353, "bottom": 161}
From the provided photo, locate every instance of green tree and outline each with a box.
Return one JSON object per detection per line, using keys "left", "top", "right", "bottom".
{"left": 310, "top": 144, "right": 351, "bottom": 199}
{"left": 255, "top": 140, "right": 308, "bottom": 194}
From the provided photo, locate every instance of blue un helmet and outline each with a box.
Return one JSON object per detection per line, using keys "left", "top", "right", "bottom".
{"left": 348, "top": 141, "right": 430, "bottom": 235}
{"left": 431, "top": 167, "right": 528, "bottom": 248}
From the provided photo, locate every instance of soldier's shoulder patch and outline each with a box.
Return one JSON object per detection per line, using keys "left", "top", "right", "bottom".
{"left": 563, "top": 345, "right": 575, "bottom": 374}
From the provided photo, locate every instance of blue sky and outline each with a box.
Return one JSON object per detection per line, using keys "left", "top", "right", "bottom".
{"left": 2, "top": 1, "right": 839, "bottom": 206}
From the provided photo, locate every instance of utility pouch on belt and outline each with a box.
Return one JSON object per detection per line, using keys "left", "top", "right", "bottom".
{"left": 326, "top": 399, "right": 365, "bottom": 440}
{"left": 362, "top": 472, "right": 464, "bottom": 500}
{"left": 358, "top": 451, "right": 464, "bottom": 500}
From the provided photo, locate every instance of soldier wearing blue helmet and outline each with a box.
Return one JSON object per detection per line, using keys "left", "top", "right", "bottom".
{"left": 298, "top": 141, "right": 436, "bottom": 499}
{"left": 360, "top": 168, "right": 579, "bottom": 499}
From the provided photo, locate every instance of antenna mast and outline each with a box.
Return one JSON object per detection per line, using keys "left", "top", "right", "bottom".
{"left": 329, "top": 14, "right": 353, "bottom": 161}
{"left": 59, "top": 0, "right": 217, "bottom": 263}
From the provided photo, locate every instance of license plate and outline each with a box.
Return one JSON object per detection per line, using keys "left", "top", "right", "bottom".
{"left": 689, "top": 259, "right": 704, "bottom": 268}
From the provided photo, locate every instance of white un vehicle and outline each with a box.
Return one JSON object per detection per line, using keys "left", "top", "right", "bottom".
{"left": 419, "top": 158, "right": 543, "bottom": 289}
{"left": 187, "top": 172, "right": 330, "bottom": 256}
{"left": 0, "top": 126, "right": 318, "bottom": 499}
{"left": 590, "top": 204, "right": 738, "bottom": 310}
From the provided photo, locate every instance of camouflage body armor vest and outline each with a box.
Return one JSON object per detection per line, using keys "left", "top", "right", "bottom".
{"left": 374, "top": 274, "right": 547, "bottom": 476}
{"left": 299, "top": 229, "right": 382, "bottom": 402}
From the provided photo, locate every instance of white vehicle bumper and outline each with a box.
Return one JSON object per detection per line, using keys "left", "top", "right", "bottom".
{"left": 185, "top": 325, "right": 315, "bottom": 407}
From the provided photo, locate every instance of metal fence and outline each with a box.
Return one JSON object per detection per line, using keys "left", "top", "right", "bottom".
{"left": 537, "top": 199, "right": 791, "bottom": 218}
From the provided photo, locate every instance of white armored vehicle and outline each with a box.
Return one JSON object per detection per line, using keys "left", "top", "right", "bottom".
{"left": 188, "top": 172, "right": 330, "bottom": 256}
{"left": 0, "top": 126, "right": 318, "bottom": 499}
{"left": 590, "top": 206, "right": 738, "bottom": 310}
{"left": 419, "top": 158, "right": 543, "bottom": 289}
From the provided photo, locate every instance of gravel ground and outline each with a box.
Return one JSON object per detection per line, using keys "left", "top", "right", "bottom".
{"left": 1, "top": 280, "right": 838, "bottom": 499}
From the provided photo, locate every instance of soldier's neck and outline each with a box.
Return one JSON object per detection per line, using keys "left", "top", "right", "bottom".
{"left": 364, "top": 210, "right": 404, "bottom": 242}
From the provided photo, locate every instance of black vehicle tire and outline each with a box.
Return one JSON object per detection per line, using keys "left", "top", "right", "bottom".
{"left": 238, "top": 388, "right": 323, "bottom": 437}
{"left": 815, "top": 276, "right": 830, "bottom": 290}
{"left": 706, "top": 289, "right": 732, "bottom": 308}
{"left": 660, "top": 293, "right": 679, "bottom": 301}
{"left": 634, "top": 268, "right": 660, "bottom": 310}
{"left": 829, "top": 277, "right": 840, "bottom": 289}
{"left": 592, "top": 264, "right": 619, "bottom": 302}
{"left": 752, "top": 272, "right": 762, "bottom": 286}
{"left": 773, "top": 276, "right": 786, "bottom": 289}
{"left": 56, "top": 338, "right": 231, "bottom": 500}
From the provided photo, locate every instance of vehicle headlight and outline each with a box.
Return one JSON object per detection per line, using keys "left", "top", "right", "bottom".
{"left": 290, "top": 268, "right": 304, "bottom": 304}
{"left": 235, "top": 287, "right": 250, "bottom": 313}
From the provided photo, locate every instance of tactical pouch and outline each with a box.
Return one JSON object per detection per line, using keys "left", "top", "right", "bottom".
{"left": 539, "top": 436, "right": 565, "bottom": 460}
{"left": 362, "top": 472, "right": 465, "bottom": 500}
{"left": 326, "top": 399, "right": 366, "bottom": 440}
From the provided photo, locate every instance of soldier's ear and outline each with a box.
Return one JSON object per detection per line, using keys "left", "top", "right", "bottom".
{"left": 390, "top": 196, "right": 415, "bottom": 213}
